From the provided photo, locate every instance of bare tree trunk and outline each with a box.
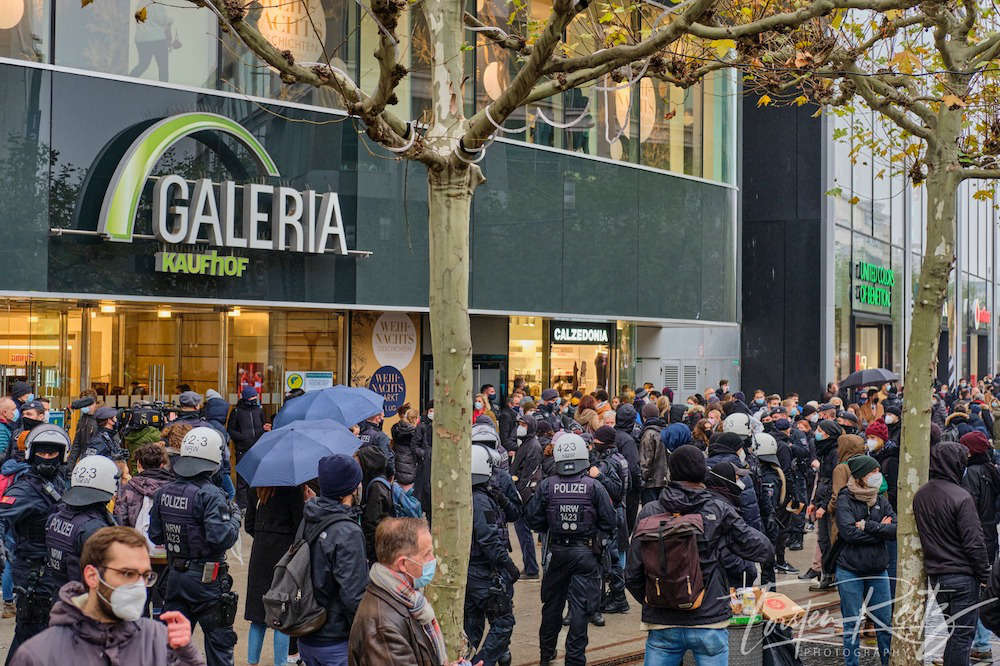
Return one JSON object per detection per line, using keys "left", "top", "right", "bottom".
{"left": 426, "top": 164, "right": 484, "bottom": 657}
{"left": 889, "top": 126, "right": 960, "bottom": 664}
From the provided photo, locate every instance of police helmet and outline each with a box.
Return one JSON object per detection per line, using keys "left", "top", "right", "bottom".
{"left": 552, "top": 433, "right": 590, "bottom": 476}
{"left": 471, "top": 423, "right": 500, "bottom": 446}
{"left": 24, "top": 424, "right": 70, "bottom": 463}
{"left": 64, "top": 455, "right": 120, "bottom": 507}
{"left": 472, "top": 445, "right": 494, "bottom": 486}
{"left": 753, "top": 432, "right": 779, "bottom": 463}
{"left": 722, "top": 412, "right": 753, "bottom": 437}
{"left": 173, "top": 426, "right": 224, "bottom": 477}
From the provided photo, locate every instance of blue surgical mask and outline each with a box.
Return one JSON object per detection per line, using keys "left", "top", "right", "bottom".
{"left": 406, "top": 557, "right": 436, "bottom": 589}
{"left": 754, "top": 398, "right": 765, "bottom": 406}
{"left": 81, "top": 406, "right": 91, "bottom": 415}
{"left": 24, "top": 394, "right": 34, "bottom": 403}
{"left": 815, "top": 431, "right": 827, "bottom": 441}
{"left": 475, "top": 401, "right": 483, "bottom": 410}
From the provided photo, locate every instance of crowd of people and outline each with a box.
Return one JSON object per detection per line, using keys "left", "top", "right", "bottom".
{"left": 0, "top": 373, "right": 999, "bottom": 666}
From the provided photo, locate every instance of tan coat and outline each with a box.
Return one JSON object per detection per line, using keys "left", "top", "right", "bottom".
{"left": 828, "top": 434, "right": 866, "bottom": 544}
{"left": 856, "top": 401, "right": 884, "bottom": 427}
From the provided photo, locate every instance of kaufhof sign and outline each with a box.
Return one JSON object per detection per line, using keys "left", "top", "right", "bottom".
{"left": 97, "top": 113, "right": 349, "bottom": 277}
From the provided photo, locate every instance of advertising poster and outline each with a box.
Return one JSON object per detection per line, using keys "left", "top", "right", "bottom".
{"left": 236, "top": 362, "right": 264, "bottom": 398}
{"left": 350, "top": 312, "right": 420, "bottom": 427}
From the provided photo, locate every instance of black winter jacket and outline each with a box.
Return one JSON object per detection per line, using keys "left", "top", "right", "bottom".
{"left": 913, "top": 441, "right": 991, "bottom": 584}
{"left": 390, "top": 420, "right": 420, "bottom": 486}
{"left": 813, "top": 436, "right": 839, "bottom": 510}
{"left": 614, "top": 406, "right": 642, "bottom": 494}
{"left": 227, "top": 398, "right": 265, "bottom": 454}
{"left": 498, "top": 406, "right": 518, "bottom": 453}
{"left": 626, "top": 483, "right": 773, "bottom": 626}
{"left": 301, "top": 499, "right": 368, "bottom": 646}
{"left": 510, "top": 420, "right": 543, "bottom": 504}
{"left": 834, "top": 486, "right": 896, "bottom": 575}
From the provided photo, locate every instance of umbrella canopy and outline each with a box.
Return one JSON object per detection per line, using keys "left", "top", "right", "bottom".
{"left": 273, "top": 385, "right": 385, "bottom": 429}
{"left": 839, "top": 368, "right": 900, "bottom": 390}
{"left": 236, "top": 419, "right": 360, "bottom": 487}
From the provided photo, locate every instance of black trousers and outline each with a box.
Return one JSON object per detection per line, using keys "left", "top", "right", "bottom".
{"left": 539, "top": 545, "right": 600, "bottom": 666}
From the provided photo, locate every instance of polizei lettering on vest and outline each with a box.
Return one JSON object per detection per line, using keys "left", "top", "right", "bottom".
{"left": 160, "top": 494, "right": 189, "bottom": 510}
{"left": 48, "top": 517, "right": 75, "bottom": 537}
{"left": 152, "top": 175, "right": 348, "bottom": 255}
{"left": 553, "top": 482, "right": 587, "bottom": 494}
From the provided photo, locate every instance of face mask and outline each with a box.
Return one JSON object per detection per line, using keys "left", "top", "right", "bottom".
{"left": 736, "top": 478, "right": 746, "bottom": 490}
{"left": 21, "top": 417, "right": 42, "bottom": 431}
{"left": 33, "top": 460, "right": 60, "bottom": 478}
{"left": 866, "top": 438, "right": 879, "bottom": 452}
{"left": 405, "top": 557, "right": 436, "bottom": 589}
{"left": 23, "top": 394, "right": 34, "bottom": 403}
{"left": 858, "top": 397, "right": 867, "bottom": 405}
{"left": 474, "top": 401, "right": 483, "bottom": 410}
{"left": 427, "top": 411, "right": 434, "bottom": 421}
{"left": 865, "top": 472, "right": 884, "bottom": 489}
{"left": 885, "top": 415, "right": 898, "bottom": 425}
{"left": 815, "top": 431, "right": 826, "bottom": 441}
{"left": 555, "top": 397, "right": 562, "bottom": 406}
{"left": 807, "top": 414, "right": 819, "bottom": 423}
{"left": 81, "top": 405, "right": 91, "bottom": 415}
{"left": 97, "top": 572, "right": 147, "bottom": 621}
{"left": 516, "top": 425, "right": 527, "bottom": 438}
{"left": 754, "top": 398, "right": 765, "bottom": 406}
{"left": 737, "top": 450, "right": 747, "bottom": 464}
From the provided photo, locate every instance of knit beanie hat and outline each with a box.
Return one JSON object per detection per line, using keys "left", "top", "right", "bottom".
{"left": 865, "top": 419, "right": 889, "bottom": 442}
{"left": 847, "top": 455, "right": 879, "bottom": 480}
{"left": 595, "top": 426, "right": 617, "bottom": 447}
{"left": 669, "top": 444, "right": 707, "bottom": 483}
{"left": 641, "top": 402, "right": 660, "bottom": 420}
{"left": 317, "top": 454, "right": 363, "bottom": 500}
{"left": 961, "top": 431, "right": 991, "bottom": 456}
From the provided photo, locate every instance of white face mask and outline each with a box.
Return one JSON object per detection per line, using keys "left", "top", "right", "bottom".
{"left": 97, "top": 573, "right": 148, "bottom": 621}
{"left": 427, "top": 411, "right": 434, "bottom": 421}
{"left": 865, "top": 472, "right": 884, "bottom": 489}
{"left": 866, "top": 438, "right": 880, "bottom": 452}
{"left": 885, "top": 415, "right": 898, "bottom": 425}
{"left": 808, "top": 414, "right": 819, "bottom": 423}
{"left": 737, "top": 450, "right": 747, "bottom": 464}
{"left": 516, "top": 425, "right": 527, "bottom": 438}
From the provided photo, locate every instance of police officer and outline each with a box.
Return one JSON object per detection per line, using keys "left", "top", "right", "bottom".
{"left": 164, "top": 392, "right": 235, "bottom": 501}
{"left": 592, "top": 426, "right": 629, "bottom": 618}
{"left": 358, "top": 412, "right": 395, "bottom": 478}
{"left": 149, "top": 426, "right": 241, "bottom": 666}
{"left": 84, "top": 406, "right": 130, "bottom": 480}
{"left": 525, "top": 433, "right": 616, "bottom": 666}
{"left": 0, "top": 425, "right": 71, "bottom": 665}
{"left": 754, "top": 433, "right": 798, "bottom": 587}
{"left": 466, "top": 445, "right": 520, "bottom": 666}
{"left": 44, "top": 455, "right": 118, "bottom": 592}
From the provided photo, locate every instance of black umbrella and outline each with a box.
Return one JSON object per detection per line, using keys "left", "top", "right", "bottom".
{"left": 839, "top": 368, "right": 899, "bottom": 389}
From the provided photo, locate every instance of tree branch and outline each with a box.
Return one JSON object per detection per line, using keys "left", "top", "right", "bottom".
{"left": 959, "top": 167, "right": 1000, "bottom": 180}
{"left": 844, "top": 66, "right": 934, "bottom": 140}
{"left": 464, "top": 12, "right": 531, "bottom": 55}
{"left": 365, "top": 0, "right": 407, "bottom": 116}
{"left": 969, "top": 31, "right": 1000, "bottom": 64}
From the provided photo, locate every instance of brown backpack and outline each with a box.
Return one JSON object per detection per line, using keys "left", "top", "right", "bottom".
{"left": 634, "top": 512, "right": 706, "bottom": 610}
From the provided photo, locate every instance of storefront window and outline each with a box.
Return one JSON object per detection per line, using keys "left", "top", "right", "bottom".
{"left": 833, "top": 226, "right": 852, "bottom": 380}
{"left": 0, "top": 0, "right": 48, "bottom": 61}
{"left": 56, "top": 1, "right": 217, "bottom": 89}
{"left": 509, "top": 317, "right": 543, "bottom": 397}
{"left": 616, "top": 321, "right": 635, "bottom": 396}
{"left": 549, "top": 321, "right": 613, "bottom": 396}
{"left": 0, "top": 301, "right": 71, "bottom": 408}
{"left": 891, "top": 247, "right": 904, "bottom": 377}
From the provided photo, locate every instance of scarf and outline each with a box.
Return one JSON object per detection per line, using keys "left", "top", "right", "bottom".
{"left": 369, "top": 563, "right": 448, "bottom": 665}
{"left": 847, "top": 477, "right": 878, "bottom": 507}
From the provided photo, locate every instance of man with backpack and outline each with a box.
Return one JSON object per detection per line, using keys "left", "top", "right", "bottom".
{"left": 626, "top": 444, "right": 773, "bottom": 665}
{"left": 524, "top": 433, "right": 616, "bottom": 666}
{"left": 294, "top": 454, "right": 367, "bottom": 666}
{"left": 638, "top": 403, "right": 668, "bottom": 504}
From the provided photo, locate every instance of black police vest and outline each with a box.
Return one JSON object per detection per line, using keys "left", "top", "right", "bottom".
{"left": 84, "top": 430, "right": 115, "bottom": 459}
{"left": 156, "top": 480, "right": 210, "bottom": 560}
{"left": 470, "top": 489, "right": 503, "bottom": 562}
{"left": 18, "top": 476, "right": 64, "bottom": 555}
{"left": 545, "top": 473, "right": 598, "bottom": 538}
{"left": 45, "top": 506, "right": 111, "bottom": 586}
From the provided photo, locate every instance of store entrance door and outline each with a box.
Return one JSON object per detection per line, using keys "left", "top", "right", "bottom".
{"left": 853, "top": 321, "right": 891, "bottom": 371}
{"left": 421, "top": 355, "right": 507, "bottom": 411}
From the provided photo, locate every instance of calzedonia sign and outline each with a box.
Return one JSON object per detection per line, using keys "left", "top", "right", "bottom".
{"left": 551, "top": 321, "right": 612, "bottom": 345}
{"left": 97, "top": 113, "right": 350, "bottom": 278}
{"left": 854, "top": 261, "right": 894, "bottom": 309}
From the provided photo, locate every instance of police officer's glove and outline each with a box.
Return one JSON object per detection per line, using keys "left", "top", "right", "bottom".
{"left": 487, "top": 485, "right": 510, "bottom": 510}
{"left": 503, "top": 558, "right": 521, "bottom": 583}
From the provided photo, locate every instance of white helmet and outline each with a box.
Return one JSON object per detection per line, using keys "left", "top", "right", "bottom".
{"left": 24, "top": 424, "right": 70, "bottom": 462}
{"left": 173, "top": 426, "right": 224, "bottom": 477}
{"left": 64, "top": 455, "right": 120, "bottom": 506}
{"left": 472, "top": 445, "right": 494, "bottom": 486}
{"left": 553, "top": 433, "right": 590, "bottom": 476}
{"left": 753, "top": 433, "right": 779, "bottom": 462}
{"left": 471, "top": 423, "right": 500, "bottom": 446}
{"left": 722, "top": 413, "right": 753, "bottom": 437}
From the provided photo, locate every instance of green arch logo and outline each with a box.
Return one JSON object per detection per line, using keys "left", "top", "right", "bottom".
{"left": 98, "top": 112, "right": 280, "bottom": 242}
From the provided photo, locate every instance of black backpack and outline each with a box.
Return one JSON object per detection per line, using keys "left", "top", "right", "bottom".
{"left": 263, "top": 513, "right": 351, "bottom": 636}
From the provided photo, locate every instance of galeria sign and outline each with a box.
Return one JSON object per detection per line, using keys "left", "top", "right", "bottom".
{"left": 98, "top": 112, "right": 350, "bottom": 273}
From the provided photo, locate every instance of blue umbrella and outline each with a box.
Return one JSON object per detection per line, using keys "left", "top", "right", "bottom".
{"left": 273, "top": 385, "right": 385, "bottom": 429}
{"left": 236, "top": 419, "right": 360, "bottom": 487}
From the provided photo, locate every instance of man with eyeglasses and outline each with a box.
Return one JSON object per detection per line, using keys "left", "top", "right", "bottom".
{"left": 43, "top": 455, "right": 119, "bottom": 594}
{"left": 9, "top": 525, "right": 204, "bottom": 666}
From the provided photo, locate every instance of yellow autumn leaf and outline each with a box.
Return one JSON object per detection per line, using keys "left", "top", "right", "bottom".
{"left": 740, "top": 6, "right": 753, "bottom": 19}
{"left": 942, "top": 93, "right": 966, "bottom": 109}
{"left": 848, "top": 196, "right": 860, "bottom": 205}
{"left": 81, "top": 0, "right": 93, "bottom": 6}
{"left": 885, "top": 9, "right": 903, "bottom": 20}
{"left": 711, "top": 39, "right": 736, "bottom": 58}
{"left": 135, "top": 7, "right": 147, "bottom": 23}
{"left": 757, "top": 94, "right": 772, "bottom": 108}
{"left": 889, "top": 50, "right": 920, "bottom": 75}
{"left": 795, "top": 95, "right": 808, "bottom": 106}
{"left": 811, "top": 107, "right": 823, "bottom": 118}
{"left": 831, "top": 9, "right": 846, "bottom": 28}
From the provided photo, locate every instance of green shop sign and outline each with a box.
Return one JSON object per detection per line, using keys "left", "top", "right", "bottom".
{"left": 155, "top": 250, "right": 250, "bottom": 277}
{"left": 855, "top": 261, "right": 894, "bottom": 308}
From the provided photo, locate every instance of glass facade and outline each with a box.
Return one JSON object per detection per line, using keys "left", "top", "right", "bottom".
{"left": 829, "top": 110, "right": 999, "bottom": 383}
{"left": 0, "top": 0, "right": 735, "bottom": 183}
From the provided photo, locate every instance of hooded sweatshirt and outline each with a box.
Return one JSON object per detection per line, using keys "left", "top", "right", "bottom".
{"left": 828, "top": 434, "right": 865, "bottom": 516}
{"left": 114, "top": 467, "right": 175, "bottom": 527}
{"left": 9, "top": 581, "right": 205, "bottom": 666}
{"left": 913, "top": 441, "right": 991, "bottom": 583}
